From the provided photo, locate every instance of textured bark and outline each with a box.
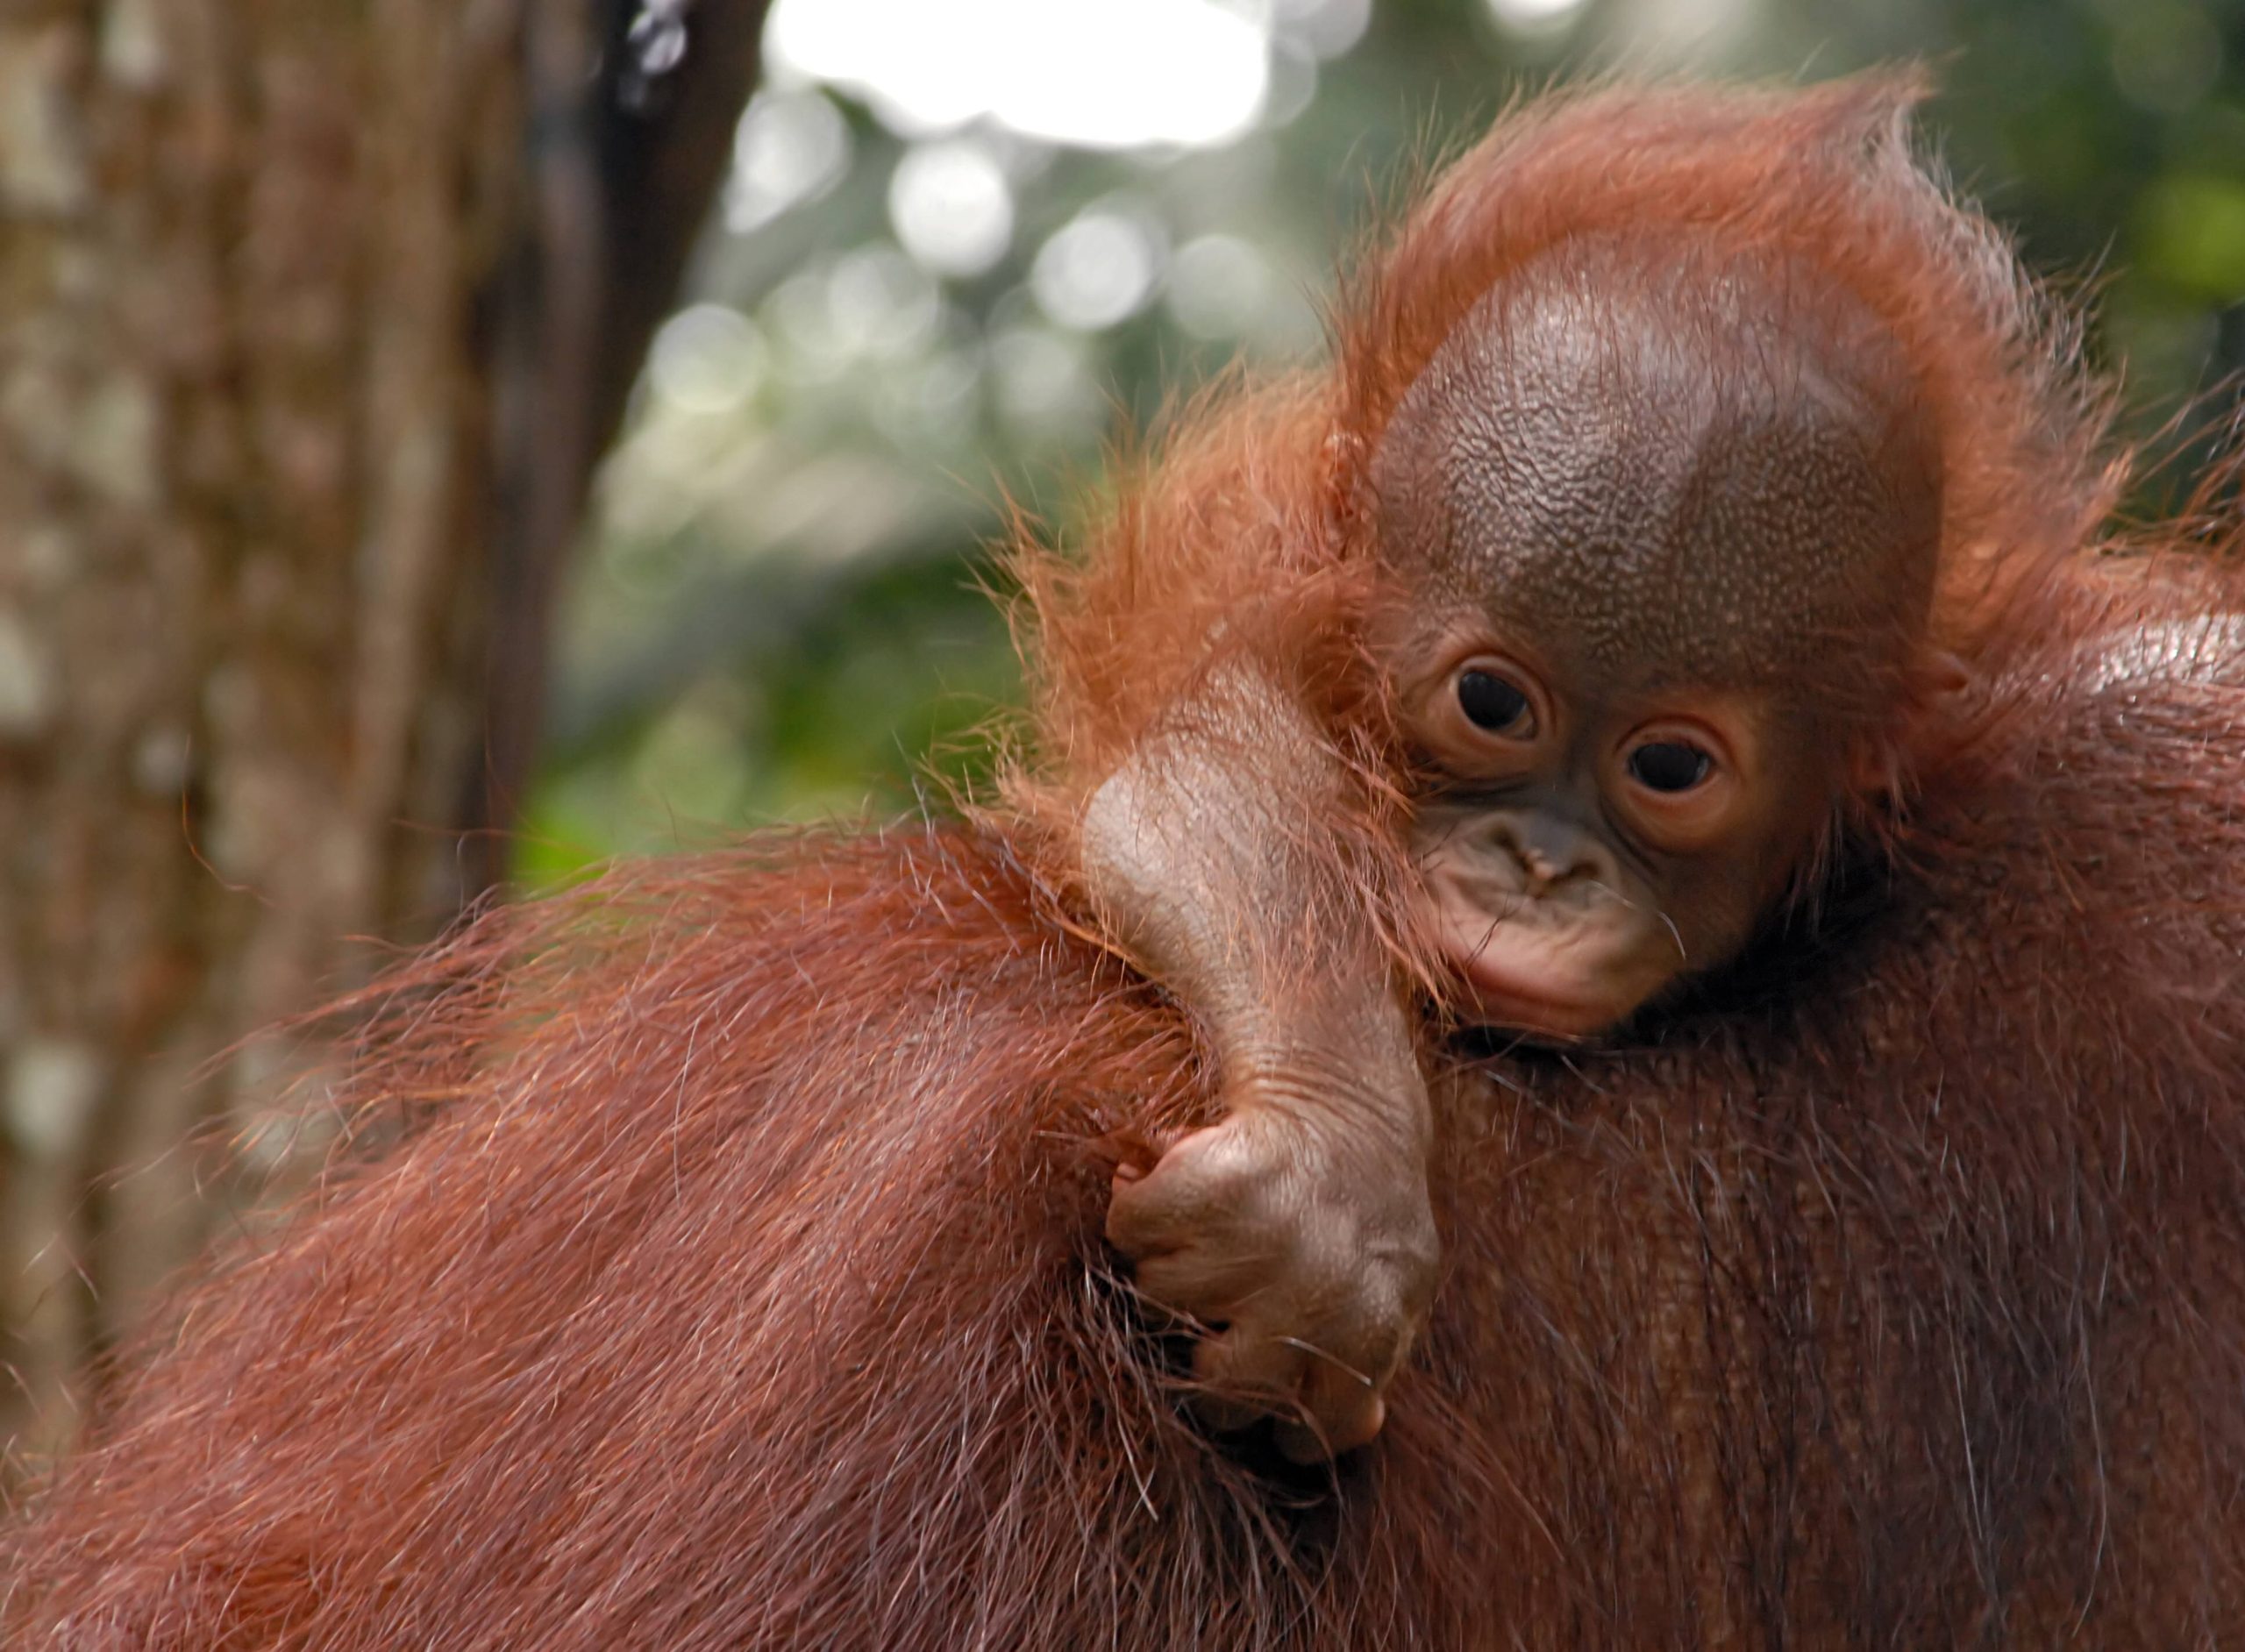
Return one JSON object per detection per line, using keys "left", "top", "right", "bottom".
{"left": 0, "top": 0, "right": 766, "bottom": 1465}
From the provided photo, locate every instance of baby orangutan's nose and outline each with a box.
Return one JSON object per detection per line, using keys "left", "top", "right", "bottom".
{"left": 1490, "top": 812, "right": 1608, "bottom": 897}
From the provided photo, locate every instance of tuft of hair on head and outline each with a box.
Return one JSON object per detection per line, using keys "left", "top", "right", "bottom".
{"left": 1331, "top": 74, "right": 2122, "bottom": 708}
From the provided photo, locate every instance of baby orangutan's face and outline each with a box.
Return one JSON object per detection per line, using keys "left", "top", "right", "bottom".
{"left": 1372, "top": 239, "right": 1938, "bottom": 1040}
{"left": 1399, "top": 647, "right": 1834, "bottom": 1040}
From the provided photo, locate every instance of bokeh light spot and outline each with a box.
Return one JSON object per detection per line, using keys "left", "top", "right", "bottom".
{"left": 1278, "top": 0, "right": 1372, "bottom": 60}
{"left": 1484, "top": 0, "right": 1591, "bottom": 32}
{"left": 649, "top": 304, "right": 768, "bottom": 414}
{"left": 989, "top": 322, "right": 1100, "bottom": 436}
{"left": 826, "top": 245, "right": 943, "bottom": 359}
{"left": 724, "top": 89, "right": 851, "bottom": 235}
{"left": 766, "top": 0, "right": 1270, "bottom": 150}
{"left": 1165, "top": 234, "right": 1270, "bottom": 339}
{"left": 889, "top": 139, "right": 1016, "bottom": 277}
{"left": 1030, "top": 208, "right": 1164, "bottom": 331}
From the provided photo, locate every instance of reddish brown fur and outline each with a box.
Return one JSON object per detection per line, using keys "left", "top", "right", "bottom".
{"left": 14, "top": 79, "right": 2245, "bottom": 1646}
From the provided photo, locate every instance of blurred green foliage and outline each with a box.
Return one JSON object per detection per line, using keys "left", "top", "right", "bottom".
{"left": 520, "top": 0, "right": 2244, "bottom": 881}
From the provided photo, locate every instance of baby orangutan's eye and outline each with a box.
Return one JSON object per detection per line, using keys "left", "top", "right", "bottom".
{"left": 1457, "top": 669, "right": 1535, "bottom": 737}
{"left": 1626, "top": 741, "right": 1713, "bottom": 793}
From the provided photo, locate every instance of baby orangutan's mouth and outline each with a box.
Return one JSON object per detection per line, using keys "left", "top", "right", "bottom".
{"left": 1432, "top": 900, "right": 1618, "bottom": 1043}
{"left": 1417, "top": 854, "right": 1672, "bottom": 1043}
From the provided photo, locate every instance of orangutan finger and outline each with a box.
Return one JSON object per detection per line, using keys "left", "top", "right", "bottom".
{"left": 1103, "top": 1155, "right": 1220, "bottom": 1259}
{"left": 1188, "top": 1321, "right": 1308, "bottom": 1432}
{"left": 1276, "top": 1363, "right": 1386, "bottom": 1462}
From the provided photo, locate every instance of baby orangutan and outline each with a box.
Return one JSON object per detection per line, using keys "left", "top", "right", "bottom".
{"left": 1384, "top": 236, "right": 1944, "bottom": 1036}
{"left": 1087, "top": 228, "right": 1954, "bottom": 1459}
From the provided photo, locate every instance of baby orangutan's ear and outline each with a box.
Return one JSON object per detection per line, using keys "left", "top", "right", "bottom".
{"left": 1922, "top": 649, "right": 1974, "bottom": 699}
{"left": 1846, "top": 649, "right": 1972, "bottom": 800}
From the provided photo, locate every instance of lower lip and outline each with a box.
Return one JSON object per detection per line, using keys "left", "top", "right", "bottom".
{"left": 1451, "top": 956, "right": 1606, "bottom": 1042}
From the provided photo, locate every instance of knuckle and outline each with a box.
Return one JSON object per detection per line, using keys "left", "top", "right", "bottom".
{"left": 1102, "top": 1195, "right": 1161, "bottom": 1252}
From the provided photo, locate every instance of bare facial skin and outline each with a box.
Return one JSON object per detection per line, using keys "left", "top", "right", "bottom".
{"left": 1373, "top": 238, "right": 1942, "bottom": 1038}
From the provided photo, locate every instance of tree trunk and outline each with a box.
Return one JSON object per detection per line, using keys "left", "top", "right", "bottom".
{"left": 0, "top": 0, "right": 765, "bottom": 1466}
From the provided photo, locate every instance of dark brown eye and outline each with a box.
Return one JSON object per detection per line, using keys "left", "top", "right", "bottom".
{"left": 1627, "top": 741, "right": 1712, "bottom": 793}
{"left": 1457, "top": 669, "right": 1534, "bottom": 736}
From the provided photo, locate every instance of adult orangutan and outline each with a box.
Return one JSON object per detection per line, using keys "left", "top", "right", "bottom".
{"left": 11, "top": 76, "right": 2245, "bottom": 1648}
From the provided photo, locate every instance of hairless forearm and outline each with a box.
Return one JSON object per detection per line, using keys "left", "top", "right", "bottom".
{"left": 1080, "top": 661, "right": 1429, "bottom": 1158}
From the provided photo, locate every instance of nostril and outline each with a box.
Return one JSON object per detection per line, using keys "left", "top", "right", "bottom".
{"left": 1484, "top": 823, "right": 1548, "bottom": 886}
{"left": 1481, "top": 814, "right": 1609, "bottom": 897}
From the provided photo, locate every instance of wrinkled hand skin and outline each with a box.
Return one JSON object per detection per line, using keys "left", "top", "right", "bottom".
{"left": 1106, "top": 1076, "right": 1441, "bottom": 1462}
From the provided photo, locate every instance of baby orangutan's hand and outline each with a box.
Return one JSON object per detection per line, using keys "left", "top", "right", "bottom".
{"left": 1106, "top": 1088, "right": 1439, "bottom": 1461}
